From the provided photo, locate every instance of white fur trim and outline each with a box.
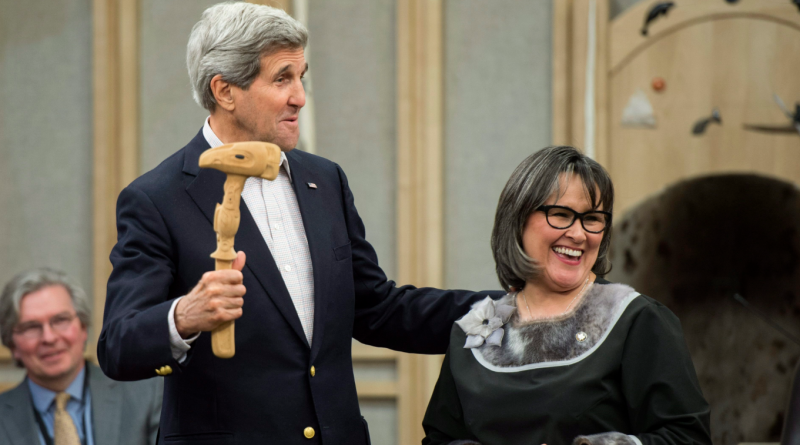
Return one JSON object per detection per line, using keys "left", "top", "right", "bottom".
{"left": 471, "top": 292, "right": 640, "bottom": 373}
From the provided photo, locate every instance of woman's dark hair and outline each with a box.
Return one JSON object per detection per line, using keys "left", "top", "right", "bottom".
{"left": 490, "top": 146, "right": 614, "bottom": 292}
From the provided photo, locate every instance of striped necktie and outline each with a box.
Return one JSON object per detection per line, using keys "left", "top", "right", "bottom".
{"left": 54, "top": 392, "right": 80, "bottom": 445}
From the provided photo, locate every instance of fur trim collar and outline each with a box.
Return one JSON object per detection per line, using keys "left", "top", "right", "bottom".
{"left": 469, "top": 282, "right": 636, "bottom": 368}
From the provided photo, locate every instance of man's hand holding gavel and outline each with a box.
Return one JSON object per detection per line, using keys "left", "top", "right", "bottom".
{"left": 174, "top": 251, "right": 247, "bottom": 338}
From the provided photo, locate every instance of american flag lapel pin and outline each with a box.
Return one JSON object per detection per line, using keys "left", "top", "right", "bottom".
{"left": 307, "top": 182, "right": 317, "bottom": 189}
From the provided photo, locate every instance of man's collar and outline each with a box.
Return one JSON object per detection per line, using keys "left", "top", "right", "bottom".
{"left": 27, "top": 364, "right": 86, "bottom": 413}
{"left": 203, "top": 116, "right": 292, "bottom": 181}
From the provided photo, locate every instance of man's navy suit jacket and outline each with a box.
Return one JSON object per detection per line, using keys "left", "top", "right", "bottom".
{"left": 98, "top": 130, "right": 502, "bottom": 444}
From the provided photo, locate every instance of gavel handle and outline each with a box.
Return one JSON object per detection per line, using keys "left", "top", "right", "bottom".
{"left": 211, "top": 258, "right": 236, "bottom": 358}
{"left": 210, "top": 173, "right": 246, "bottom": 359}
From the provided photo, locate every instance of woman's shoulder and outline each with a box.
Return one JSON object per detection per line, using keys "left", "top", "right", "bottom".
{"left": 595, "top": 280, "right": 687, "bottom": 345}
{"left": 594, "top": 278, "right": 668, "bottom": 317}
{"left": 597, "top": 279, "right": 679, "bottom": 319}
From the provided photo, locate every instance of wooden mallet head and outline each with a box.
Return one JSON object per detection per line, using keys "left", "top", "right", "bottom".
{"left": 199, "top": 141, "right": 281, "bottom": 358}
{"left": 199, "top": 141, "right": 282, "bottom": 180}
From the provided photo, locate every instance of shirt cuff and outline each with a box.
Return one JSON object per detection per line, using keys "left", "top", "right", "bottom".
{"left": 168, "top": 296, "right": 200, "bottom": 363}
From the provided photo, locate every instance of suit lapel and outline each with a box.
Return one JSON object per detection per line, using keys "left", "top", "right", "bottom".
{"left": 286, "top": 151, "right": 331, "bottom": 361}
{"left": 89, "top": 364, "right": 122, "bottom": 445}
{"left": 184, "top": 135, "right": 309, "bottom": 348}
{"left": 0, "top": 382, "right": 38, "bottom": 445}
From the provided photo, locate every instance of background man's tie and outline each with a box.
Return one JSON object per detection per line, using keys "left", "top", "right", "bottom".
{"left": 54, "top": 392, "right": 80, "bottom": 445}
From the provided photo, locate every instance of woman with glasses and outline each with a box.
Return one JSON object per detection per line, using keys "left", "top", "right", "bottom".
{"left": 422, "top": 146, "right": 711, "bottom": 445}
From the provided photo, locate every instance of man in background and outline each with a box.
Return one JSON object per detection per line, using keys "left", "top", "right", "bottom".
{"left": 0, "top": 268, "right": 161, "bottom": 445}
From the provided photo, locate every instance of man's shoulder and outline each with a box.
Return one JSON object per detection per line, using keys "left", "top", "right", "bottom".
{"left": 0, "top": 380, "right": 29, "bottom": 405}
{"left": 0, "top": 380, "right": 35, "bottom": 441}
{"left": 287, "top": 148, "right": 340, "bottom": 173}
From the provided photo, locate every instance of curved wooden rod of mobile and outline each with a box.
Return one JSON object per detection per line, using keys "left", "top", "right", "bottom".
{"left": 198, "top": 141, "right": 282, "bottom": 358}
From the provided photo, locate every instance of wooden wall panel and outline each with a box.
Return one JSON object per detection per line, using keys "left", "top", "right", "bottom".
{"left": 397, "top": 1, "right": 445, "bottom": 443}
{"left": 555, "top": 0, "right": 800, "bottom": 212}
{"left": 92, "top": 0, "right": 140, "bottom": 361}
{"left": 552, "top": 0, "right": 574, "bottom": 146}
{"left": 609, "top": 0, "right": 800, "bottom": 74}
{"left": 553, "top": 0, "right": 609, "bottom": 166}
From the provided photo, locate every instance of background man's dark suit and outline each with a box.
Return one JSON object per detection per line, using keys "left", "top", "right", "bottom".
{"left": 98, "top": 130, "right": 502, "bottom": 444}
{"left": 0, "top": 363, "right": 161, "bottom": 445}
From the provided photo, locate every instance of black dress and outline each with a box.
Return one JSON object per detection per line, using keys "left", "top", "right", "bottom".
{"left": 422, "top": 280, "right": 711, "bottom": 445}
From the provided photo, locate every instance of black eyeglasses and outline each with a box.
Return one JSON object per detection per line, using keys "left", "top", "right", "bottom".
{"left": 536, "top": 205, "right": 611, "bottom": 233}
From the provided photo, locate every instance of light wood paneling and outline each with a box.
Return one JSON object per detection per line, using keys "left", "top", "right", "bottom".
{"left": 610, "top": 0, "right": 800, "bottom": 75}
{"left": 352, "top": 341, "right": 399, "bottom": 361}
{"left": 553, "top": 0, "right": 574, "bottom": 146}
{"left": 593, "top": 0, "right": 610, "bottom": 167}
{"left": 556, "top": 0, "right": 800, "bottom": 214}
{"left": 554, "top": 0, "right": 609, "bottom": 164}
{"left": 609, "top": 10, "right": 800, "bottom": 213}
{"left": 92, "top": 0, "right": 140, "bottom": 361}
{"left": 397, "top": 1, "right": 445, "bottom": 444}
{"left": 356, "top": 380, "right": 398, "bottom": 399}
{"left": 397, "top": 2, "right": 443, "bottom": 288}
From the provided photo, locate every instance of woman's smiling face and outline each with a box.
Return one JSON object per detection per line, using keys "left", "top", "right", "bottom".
{"left": 522, "top": 174, "right": 605, "bottom": 292}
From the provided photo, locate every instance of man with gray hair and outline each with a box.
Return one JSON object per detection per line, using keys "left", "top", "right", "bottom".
{"left": 99, "top": 2, "right": 501, "bottom": 443}
{"left": 0, "top": 268, "right": 161, "bottom": 445}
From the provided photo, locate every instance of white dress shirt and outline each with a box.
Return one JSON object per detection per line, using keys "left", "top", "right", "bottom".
{"left": 169, "top": 118, "right": 316, "bottom": 362}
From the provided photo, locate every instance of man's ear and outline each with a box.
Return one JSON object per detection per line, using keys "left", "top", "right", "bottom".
{"left": 210, "top": 74, "right": 235, "bottom": 112}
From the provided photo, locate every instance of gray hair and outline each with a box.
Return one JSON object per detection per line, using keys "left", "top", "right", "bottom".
{"left": 491, "top": 146, "right": 615, "bottom": 292}
{"left": 0, "top": 268, "right": 91, "bottom": 351}
{"left": 187, "top": 1, "right": 308, "bottom": 111}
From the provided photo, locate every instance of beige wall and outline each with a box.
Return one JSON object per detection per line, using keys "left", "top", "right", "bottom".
{"left": 0, "top": 0, "right": 93, "bottom": 373}
{"left": 0, "top": 0, "right": 94, "bottom": 307}
{"left": 610, "top": 0, "right": 643, "bottom": 19}
{"left": 309, "top": 0, "right": 398, "bottom": 279}
{"left": 443, "top": 0, "right": 554, "bottom": 291}
{"left": 139, "top": 0, "right": 218, "bottom": 174}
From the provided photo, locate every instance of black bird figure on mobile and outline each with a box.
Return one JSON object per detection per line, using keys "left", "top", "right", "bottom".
{"left": 692, "top": 108, "right": 722, "bottom": 136}
{"left": 641, "top": 2, "right": 675, "bottom": 36}
{"left": 742, "top": 94, "right": 800, "bottom": 137}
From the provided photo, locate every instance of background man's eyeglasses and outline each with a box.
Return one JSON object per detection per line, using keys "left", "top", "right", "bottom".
{"left": 12, "top": 312, "right": 78, "bottom": 340}
{"left": 536, "top": 205, "right": 611, "bottom": 234}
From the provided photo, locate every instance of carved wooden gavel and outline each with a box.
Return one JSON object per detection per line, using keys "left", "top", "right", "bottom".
{"left": 198, "top": 141, "right": 282, "bottom": 358}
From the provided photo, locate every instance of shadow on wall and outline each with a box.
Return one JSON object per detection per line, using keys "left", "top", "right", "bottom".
{"left": 607, "top": 174, "right": 800, "bottom": 445}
